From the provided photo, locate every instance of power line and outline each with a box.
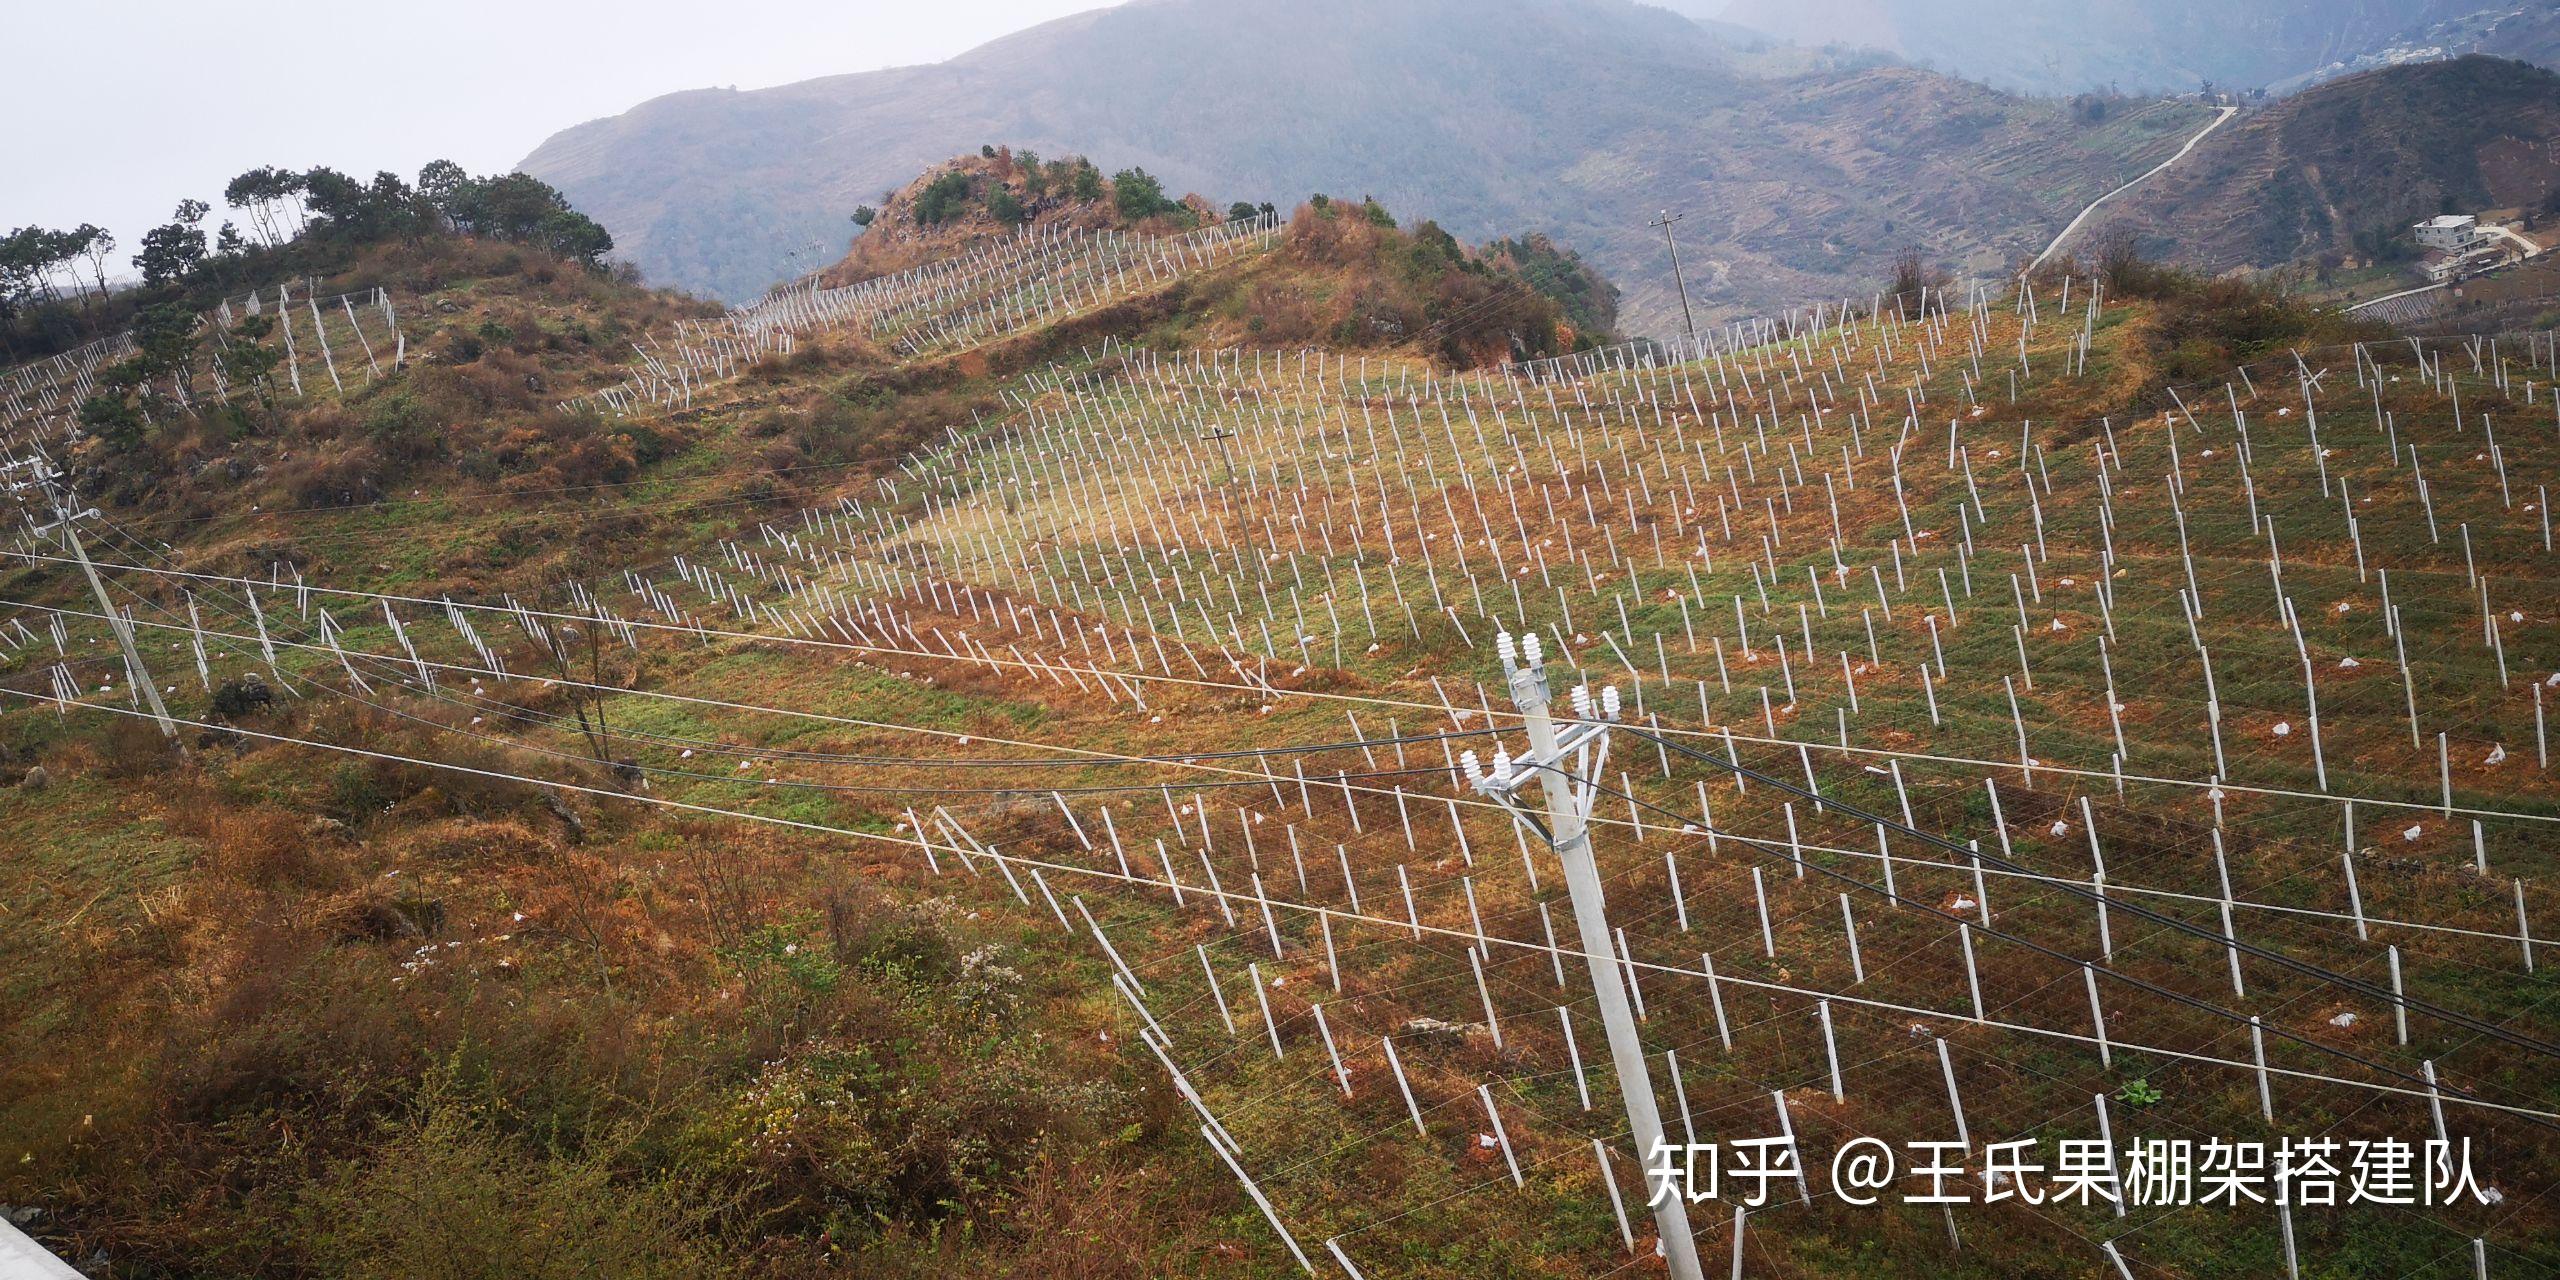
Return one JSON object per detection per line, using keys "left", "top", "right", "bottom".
{"left": 13, "top": 548, "right": 2555, "bottom": 826}
{"left": 11, "top": 682, "right": 2552, "bottom": 1130}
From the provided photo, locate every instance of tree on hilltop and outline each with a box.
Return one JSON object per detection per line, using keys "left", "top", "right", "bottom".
{"left": 224, "top": 166, "right": 307, "bottom": 247}
{"left": 69, "top": 225, "right": 117, "bottom": 301}
{"left": 133, "top": 200, "right": 210, "bottom": 288}
{"left": 913, "top": 171, "right": 976, "bottom": 225}
{"left": 986, "top": 188, "right": 1026, "bottom": 226}
{"left": 1111, "top": 168, "right": 1172, "bottom": 220}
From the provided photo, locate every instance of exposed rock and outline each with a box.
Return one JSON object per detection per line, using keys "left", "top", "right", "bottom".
{"left": 1397, "top": 1016, "right": 1484, "bottom": 1045}
{"left": 19, "top": 765, "right": 48, "bottom": 792}
{"left": 542, "top": 791, "right": 588, "bottom": 843}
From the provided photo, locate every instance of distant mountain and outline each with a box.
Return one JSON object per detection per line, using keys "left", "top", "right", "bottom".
{"left": 519, "top": 0, "right": 2214, "bottom": 333}
{"left": 1692, "top": 0, "right": 2514, "bottom": 95}
{"left": 2084, "top": 56, "right": 2560, "bottom": 272}
{"left": 2273, "top": 3, "right": 2560, "bottom": 92}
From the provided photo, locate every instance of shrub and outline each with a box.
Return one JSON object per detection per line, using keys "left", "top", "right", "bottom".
{"left": 912, "top": 171, "right": 975, "bottom": 225}
{"left": 208, "top": 676, "right": 276, "bottom": 721}
{"left": 301, "top": 1096, "right": 723, "bottom": 1280}
{"left": 100, "top": 715, "right": 176, "bottom": 778}
{"left": 686, "top": 1031, "right": 1128, "bottom": 1239}
{"left": 362, "top": 391, "right": 444, "bottom": 463}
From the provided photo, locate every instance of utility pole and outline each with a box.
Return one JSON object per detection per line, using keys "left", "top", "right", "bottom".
{"left": 10, "top": 455, "right": 178, "bottom": 740}
{"left": 1464, "top": 630, "right": 1705, "bottom": 1280}
{"left": 1649, "top": 210, "right": 1699, "bottom": 354}
{"left": 1200, "top": 424, "right": 1261, "bottom": 580}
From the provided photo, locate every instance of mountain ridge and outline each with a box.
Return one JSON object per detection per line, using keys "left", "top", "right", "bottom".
{"left": 1693, "top": 0, "right": 2551, "bottom": 95}
{"left": 519, "top": 0, "right": 2210, "bottom": 333}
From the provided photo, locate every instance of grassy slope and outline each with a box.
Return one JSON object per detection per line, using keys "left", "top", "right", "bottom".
{"left": 2, "top": 224, "right": 2555, "bottom": 1279}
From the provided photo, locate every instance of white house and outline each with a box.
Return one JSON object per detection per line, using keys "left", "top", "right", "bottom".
{"left": 2414, "top": 214, "right": 2482, "bottom": 254}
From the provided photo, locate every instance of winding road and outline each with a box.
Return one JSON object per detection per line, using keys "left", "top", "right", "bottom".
{"left": 2028, "top": 105, "right": 2239, "bottom": 274}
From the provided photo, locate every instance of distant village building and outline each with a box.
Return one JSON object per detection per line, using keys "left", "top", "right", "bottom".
{"left": 2414, "top": 214, "right": 2482, "bottom": 254}
{"left": 2412, "top": 214, "right": 2506, "bottom": 283}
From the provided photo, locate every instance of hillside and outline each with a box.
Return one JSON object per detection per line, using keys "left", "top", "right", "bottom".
{"left": 1695, "top": 0, "right": 2541, "bottom": 95}
{"left": 14, "top": 171, "right": 2560, "bottom": 1277}
{"left": 518, "top": 0, "right": 2219, "bottom": 332}
{"left": 2272, "top": 2, "right": 2560, "bottom": 91}
{"left": 2083, "top": 55, "right": 2560, "bottom": 274}
{"left": 24, "top": 120, "right": 2560, "bottom": 1279}
{"left": 2472, "top": 4, "right": 2560, "bottom": 66}
{"left": 2436, "top": 2, "right": 2560, "bottom": 71}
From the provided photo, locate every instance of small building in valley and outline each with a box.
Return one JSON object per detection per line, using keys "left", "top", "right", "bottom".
{"left": 2414, "top": 214, "right": 2483, "bottom": 254}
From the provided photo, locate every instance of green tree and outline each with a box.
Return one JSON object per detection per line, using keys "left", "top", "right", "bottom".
{"left": 75, "top": 302, "right": 197, "bottom": 451}
{"left": 986, "top": 187, "right": 1026, "bottom": 226}
{"left": 1, "top": 226, "right": 74, "bottom": 304}
{"left": 134, "top": 200, "right": 210, "bottom": 288}
{"left": 458, "top": 172, "right": 570, "bottom": 241}
{"left": 850, "top": 205, "right": 877, "bottom": 227}
{"left": 1069, "top": 160, "right": 1103, "bottom": 202}
{"left": 1111, "top": 167, "right": 1171, "bottom": 220}
{"left": 301, "top": 167, "right": 371, "bottom": 233}
{"left": 538, "top": 209, "right": 615, "bottom": 267}
{"left": 417, "top": 158, "right": 471, "bottom": 230}
{"left": 913, "top": 171, "right": 975, "bottom": 224}
{"left": 68, "top": 224, "right": 116, "bottom": 301}
{"left": 222, "top": 313, "right": 286, "bottom": 423}
{"left": 224, "top": 166, "right": 306, "bottom": 246}
{"left": 76, "top": 385, "right": 147, "bottom": 452}
{"left": 131, "top": 301, "right": 201, "bottom": 400}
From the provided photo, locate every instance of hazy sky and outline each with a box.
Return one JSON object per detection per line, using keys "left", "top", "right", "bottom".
{"left": 3, "top": 0, "right": 1117, "bottom": 267}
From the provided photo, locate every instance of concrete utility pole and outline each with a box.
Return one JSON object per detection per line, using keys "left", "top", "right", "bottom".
{"left": 1649, "top": 210, "right": 1699, "bottom": 352}
{"left": 14, "top": 456, "right": 178, "bottom": 739}
{"left": 1465, "top": 631, "right": 1705, "bottom": 1280}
